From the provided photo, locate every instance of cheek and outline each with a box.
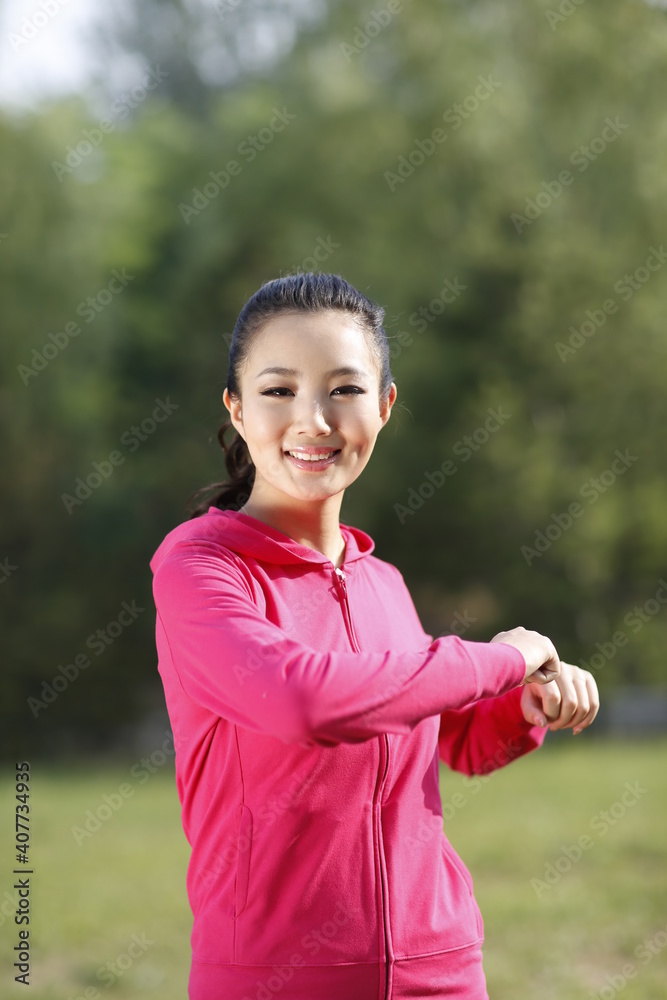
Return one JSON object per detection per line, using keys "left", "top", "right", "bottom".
{"left": 343, "top": 434, "right": 378, "bottom": 465}
{"left": 347, "top": 409, "right": 382, "bottom": 443}
{"left": 252, "top": 406, "right": 286, "bottom": 440}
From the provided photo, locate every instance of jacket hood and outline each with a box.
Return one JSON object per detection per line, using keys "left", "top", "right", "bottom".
{"left": 150, "top": 506, "right": 375, "bottom": 573}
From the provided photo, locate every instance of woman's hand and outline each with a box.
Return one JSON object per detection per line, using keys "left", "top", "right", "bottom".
{"left": 520, "top": 661, "right": 600, "bottom": 735}
{"left": 491, "top": 626, "right": 561, "bottom": 684}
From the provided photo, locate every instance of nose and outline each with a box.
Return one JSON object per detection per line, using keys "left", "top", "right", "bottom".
{"left": 291, "top": 392, "right": 334, "bottom": 437}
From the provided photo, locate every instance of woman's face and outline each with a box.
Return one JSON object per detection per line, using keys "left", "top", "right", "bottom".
{"left": 223, "top": 310, "right": 397, "bottom": 508}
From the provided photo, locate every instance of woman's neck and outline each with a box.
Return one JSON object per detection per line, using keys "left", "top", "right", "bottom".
{"left": 239, "top": 495, "right": 347, "bottom": 569}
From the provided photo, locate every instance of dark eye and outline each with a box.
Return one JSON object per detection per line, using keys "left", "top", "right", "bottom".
{"left": 260, "top": 386, "right": 364, "bottom": 397}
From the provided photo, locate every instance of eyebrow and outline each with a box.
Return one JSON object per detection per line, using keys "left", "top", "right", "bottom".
{"left": 254, "top": 366, "right": 370, "bottom": 381}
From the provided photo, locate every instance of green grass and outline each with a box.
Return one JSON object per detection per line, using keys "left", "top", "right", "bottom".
{"left": 1, "top": 738, "right": 666, "bottom": 999}
{"left": 442, "top": 737, "right": 667, "bottom": 999}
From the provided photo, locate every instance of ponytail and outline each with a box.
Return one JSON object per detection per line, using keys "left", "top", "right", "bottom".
{"left": 186, "top": 419, "right": 255, "bottom": 517}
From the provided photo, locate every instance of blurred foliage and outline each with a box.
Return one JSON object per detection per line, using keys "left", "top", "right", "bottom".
{"left": 2, "top": 0, "right": 667, "bottom": 757}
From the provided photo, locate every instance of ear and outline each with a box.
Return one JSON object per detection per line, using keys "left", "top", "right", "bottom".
{"left": 223, "top": 388, "right": 246, "bottom": 441}
{"left": 379, "top": 382, "right": 398, "bottom": 428}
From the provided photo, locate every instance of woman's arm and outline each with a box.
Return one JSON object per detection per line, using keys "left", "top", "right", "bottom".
{"left": 438, "top": 686, "right": 547, "bottom": 776}
{"left": 151, "top": 540, "right": 556, "bottom": 748}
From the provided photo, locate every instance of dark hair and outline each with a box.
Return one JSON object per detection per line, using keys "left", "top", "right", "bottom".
{"left": 186, "top": 272, "right": 393, "bottom": 517}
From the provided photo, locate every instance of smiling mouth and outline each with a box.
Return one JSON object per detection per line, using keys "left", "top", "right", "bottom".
{"left": 285, "top": 449, "right": 341, "bottom": 462}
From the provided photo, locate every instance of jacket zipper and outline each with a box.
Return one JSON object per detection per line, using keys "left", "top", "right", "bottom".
{"left": 333, "top": 567, "right": 391, "bottom": 1000}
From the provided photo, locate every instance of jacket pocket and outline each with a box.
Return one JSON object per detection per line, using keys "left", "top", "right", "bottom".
{"left": 234, "top": 802, "right": 253, "bottom": 919}
{"left": 441, "top": 839, "right": 484, "bottom": 940}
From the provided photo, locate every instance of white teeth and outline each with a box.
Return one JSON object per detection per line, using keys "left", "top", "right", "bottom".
{"left": 287, "top": 451, "right": 336, "bottom": 461}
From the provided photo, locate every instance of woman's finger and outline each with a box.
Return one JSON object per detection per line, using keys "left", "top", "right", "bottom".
{"left": 537, "top": 678, "right": 562, "bottom": 722}
{"left": 546, "top": 665, "right": 579, "bottom": 730}
{"left": 562, "top": 665, "right": 591, "bottom": 730}
{"left": 572, "top": 670, "right": 600, "bottom": 735}
{"left": 523, "top": 663, "right": 601, "bottom": 734}
{"left": 520, "top": 684, "right": 549, "bottom": 727}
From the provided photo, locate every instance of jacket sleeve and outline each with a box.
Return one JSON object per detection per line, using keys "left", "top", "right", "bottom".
{"left": 151, "top": 540, "right": 528, "bottom": 748}
{"left": 438, "top": 686, "right": 548, "bottom": 775}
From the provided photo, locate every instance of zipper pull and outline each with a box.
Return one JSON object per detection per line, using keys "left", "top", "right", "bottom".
{"left": 334, "top": 566, "right": 346, "bottom": 593}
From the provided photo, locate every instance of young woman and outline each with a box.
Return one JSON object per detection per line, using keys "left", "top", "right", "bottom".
{"left": 150, "top": 272, "right": 599, "bottom": 1000}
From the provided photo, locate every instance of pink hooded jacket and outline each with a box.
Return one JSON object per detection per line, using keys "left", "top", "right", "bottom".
{"left": 150, "top": 508, "right": 547, "bottom": 1000}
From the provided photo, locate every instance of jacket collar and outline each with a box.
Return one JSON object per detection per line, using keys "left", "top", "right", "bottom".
{"left": 205, "top": 507, "right": 374, "bottom": 567}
